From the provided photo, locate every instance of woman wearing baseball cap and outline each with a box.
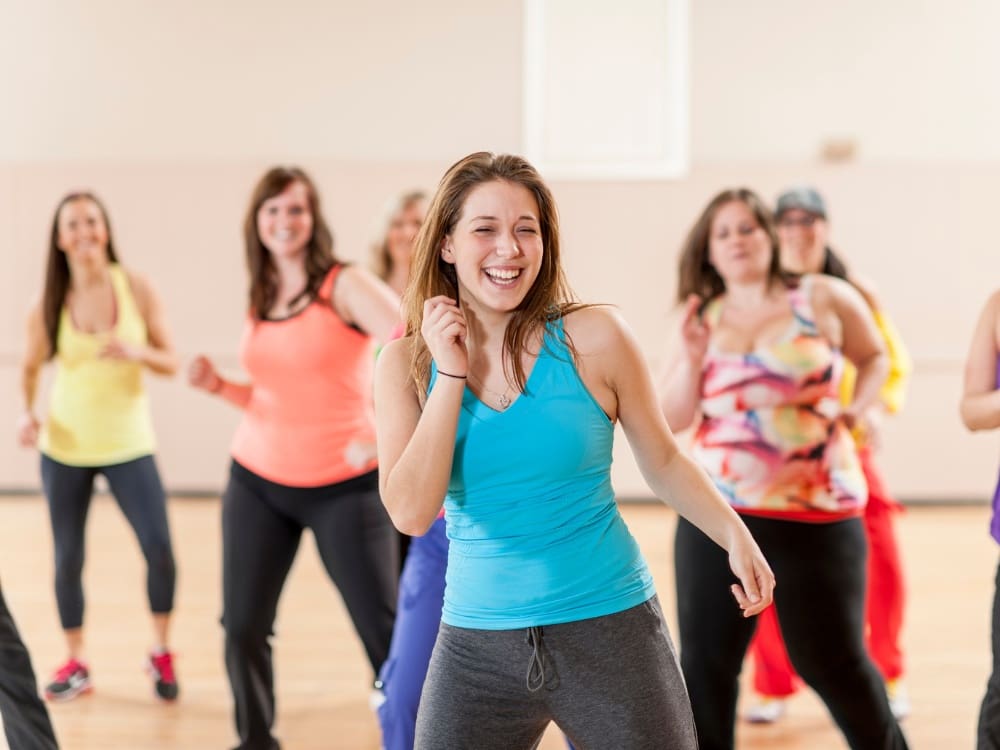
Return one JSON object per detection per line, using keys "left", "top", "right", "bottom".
{"left": 663, "top": 187, "right": 908, "bottom": 749}
{"left": 745, "top": 186, "right": 912, "bottom": 723}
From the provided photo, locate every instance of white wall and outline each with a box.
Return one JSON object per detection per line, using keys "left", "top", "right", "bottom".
{"left": 1, "top": 0, "right": 998, "bottom": 501}
{"left": 0, "top": 0, "right": 522, "bottom": 161}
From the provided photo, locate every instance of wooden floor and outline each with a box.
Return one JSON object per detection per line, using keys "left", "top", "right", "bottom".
{"left": 0, "top": 495, "right": 994, "bottom": 749}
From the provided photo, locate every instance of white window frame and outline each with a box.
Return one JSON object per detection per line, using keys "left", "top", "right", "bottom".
{"left": 522, "top": 0, "right": 690, "bottom": 180}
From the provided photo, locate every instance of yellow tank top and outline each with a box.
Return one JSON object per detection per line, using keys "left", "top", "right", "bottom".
{"left": 39, "top": 264, "right": 156, "bottom": 466}
{"left": 839, "top": 308, "right": 912, "bottom": 443}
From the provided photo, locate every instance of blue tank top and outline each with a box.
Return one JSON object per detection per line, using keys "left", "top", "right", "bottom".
{"left": 434, "top": 317, "right": 656, "bottom": 629}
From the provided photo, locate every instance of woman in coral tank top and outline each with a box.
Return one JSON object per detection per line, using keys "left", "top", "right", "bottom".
{"left": 189, "top": 167, "right": 402, "bottom": 750}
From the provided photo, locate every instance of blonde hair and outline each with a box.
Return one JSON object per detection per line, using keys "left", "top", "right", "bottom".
{"left": 370, "top": 190, "right": 427, "bottom": 282}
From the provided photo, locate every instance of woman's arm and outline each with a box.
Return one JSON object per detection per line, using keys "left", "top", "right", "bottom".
{"left": 17, "top": 303, "right": 49, "bottom": 447}
{"left": 961, "top": 290, "right": 1000, "bottom": 431}
{"left": 814, "top": 276, "right": 888, "bottom": 423}
{"left": 659, "top": 295, "right": 709, "bottom": 433}
{"left": 188, "top": 355, "right": 253, "bottom": 410}
{"left": 104, "top": 271, "right": 179, "bottom": 375}
{"left": 571, "top": 307, "right": 774, "bottom": 617}
{"left": 333, "top": 265, "right": 403, "bottom": 345}
{"left": 375, "top": 296, "right": 469, "bottom": 535}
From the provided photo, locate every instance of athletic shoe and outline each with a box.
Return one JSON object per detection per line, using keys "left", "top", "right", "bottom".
{"left": 887, "top": 678, "right": 911, "bottom": 720}
{"left": 744, "top": 696, "right": 786, "bottom": 724}
{"left": 147, "top": 649, "right": 179, "bottom": 701}
{"left": 369, "top": 678, "right": 386, "bottom": 711}
{"left": 44, "top": 658, "right": 92, "bottom": 701}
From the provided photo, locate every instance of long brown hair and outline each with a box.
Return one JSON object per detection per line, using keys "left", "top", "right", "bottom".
{"left": 370, "top": 190, "right": 427, "bottom": 282}
{"left": 820, "top": 246, "right": 850, "bottom": 281}
{"left": 244, "top": 166, "right": 337, "bottom": 318}
{"left": 405, "top": 152, "right": 581, "bottom": 396}
{"left": 42, "top": 192, "right": 119, "bottom": 358}
{"left": 677, "top": 187, "right": 787, "bottom": 303}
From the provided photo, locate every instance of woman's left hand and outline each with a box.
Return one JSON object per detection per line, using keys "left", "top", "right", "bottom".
{"left": 727, "top": 536, "right": 775, "bottom": 617}
{"left": 344, "top": 440, "right": 378, "bottom": 469}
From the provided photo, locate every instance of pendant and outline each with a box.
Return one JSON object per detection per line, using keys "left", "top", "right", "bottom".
{"left": 498, "top": 393, "right": 511, "bottom": 409}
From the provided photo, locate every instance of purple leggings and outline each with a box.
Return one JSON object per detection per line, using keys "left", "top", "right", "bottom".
{"left": 377, "top": 516, "right": 449, "bottom": 750}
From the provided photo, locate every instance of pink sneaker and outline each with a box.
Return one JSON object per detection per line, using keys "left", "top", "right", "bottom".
{"left": 44, "top": 658, "right": 92, "bottom": 702}
{"left": 146, "top": 650, "right": 179, "bottom": 701}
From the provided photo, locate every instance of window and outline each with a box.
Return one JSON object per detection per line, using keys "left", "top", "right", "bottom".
{"left": 522, "top": 0, "right": 689, "bottom": 179}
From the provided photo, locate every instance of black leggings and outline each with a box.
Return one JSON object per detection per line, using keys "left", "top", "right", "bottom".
{"left": 674, "top": 515, "right": 908, "bottom": 750}
{"left": 978, "top": 557, "right": 1000, "bottom": 749}
{"left": 40, "top": 454, "right": 176, "bottom": 630}
{"left": 222, "top": 460, "right": 398, "bottom": 750}
{"left": 0, "top": 583, "right": 58, "bottom": 750}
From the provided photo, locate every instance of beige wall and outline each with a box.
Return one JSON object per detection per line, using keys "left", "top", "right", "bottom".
{"left": 691, "top": 0, "right": 1000, "bottom": 163}
{"left": 2, "top": 1, "right": 998, "bottom": 501}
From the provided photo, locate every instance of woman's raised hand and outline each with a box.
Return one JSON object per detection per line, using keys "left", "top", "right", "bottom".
{"left": 421, "top": 296, "right": 468, "bottom": 377}
{"left": 680, "top": 294, "right": 710, "bottom": 366}
{"left": 188, "top": 355, "right": 221, "bottom": 393}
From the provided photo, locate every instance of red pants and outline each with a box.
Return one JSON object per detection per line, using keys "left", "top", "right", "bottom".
{"left": 749, "top": 448, "right": 906, "bottom": 696}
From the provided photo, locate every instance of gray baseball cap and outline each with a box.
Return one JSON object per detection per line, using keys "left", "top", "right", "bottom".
{"left": 775, "top": 186, "right": 827, "bottom": 219}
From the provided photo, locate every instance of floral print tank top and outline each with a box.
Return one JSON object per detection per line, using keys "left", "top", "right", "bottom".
{"left": 691, "top": 276, "right": 867, "bottom": 518}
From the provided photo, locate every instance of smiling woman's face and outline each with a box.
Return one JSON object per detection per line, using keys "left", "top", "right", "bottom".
{"left": 442, "top": 180, "right": 544, "bottom": 314}
{"left": 707, "top": 199, "right": 773, "bottom": 285}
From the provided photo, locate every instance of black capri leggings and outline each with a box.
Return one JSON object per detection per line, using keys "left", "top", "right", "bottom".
{"left": 40, "top": 453, "right": 176, "bottom": 631}
{"left": 221, "top": 460, "right": 398, "bottom": 750}
{"left": 674, "top": 514, "right": 908, "bottom": 750}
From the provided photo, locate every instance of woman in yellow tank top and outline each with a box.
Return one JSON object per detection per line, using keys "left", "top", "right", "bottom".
{"left": 17, "top": 192, "right": 181, "bottom": 704}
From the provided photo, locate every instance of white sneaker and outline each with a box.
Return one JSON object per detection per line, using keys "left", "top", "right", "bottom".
{"left": 745, "top": 697, "right": 786, "bottom": 724}
{"left": 886, "top": 679, "right": 910, "bottom": 720}
{"left": 368, "top": 680, "right": 387, "bottom": 712}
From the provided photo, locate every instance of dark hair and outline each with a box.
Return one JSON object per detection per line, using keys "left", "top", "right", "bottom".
{"left": 821, "top": 246, "right": 850, "bottom": 280}
{"left": 405, "top": 152, "right": 583, "bottom": 395}
{"left": 244, "top": 166, "right": 337, "bottom": 318}
{"left": 42, "top": 192, "right": 119, "bottom": 357}
{"left": 677, "top": 187, "right": 789, "bottom": 303}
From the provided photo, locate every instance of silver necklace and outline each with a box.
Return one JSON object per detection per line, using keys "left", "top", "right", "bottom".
{"left": 468, "top": 372, "right": 514, "bottom": 410}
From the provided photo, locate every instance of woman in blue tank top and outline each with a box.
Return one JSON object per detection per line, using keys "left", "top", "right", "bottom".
{"left": 961, "top": 288, "right": 1000, "bottom": 749}
{"left": 374, "top": 152, "right": 775, "bottom": 749}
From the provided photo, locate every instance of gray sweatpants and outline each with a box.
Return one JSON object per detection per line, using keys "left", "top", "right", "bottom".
{"left": 415, "top": 596, "right": 698, "bottom": 750}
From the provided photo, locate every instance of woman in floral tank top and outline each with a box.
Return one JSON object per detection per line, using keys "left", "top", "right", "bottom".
{"left": 660, "top": 188, "right": 908, "bottom": 750}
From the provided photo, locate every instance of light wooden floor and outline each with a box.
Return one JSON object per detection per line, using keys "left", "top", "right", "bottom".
{"left": 0, "top": 496, "right": 994, "bottom": 749}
